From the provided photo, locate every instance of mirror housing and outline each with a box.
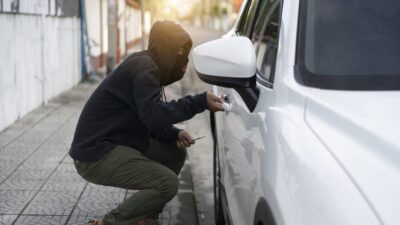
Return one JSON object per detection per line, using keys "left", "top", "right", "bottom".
{"left": 192, "top": 37, "right": 257, "bottom": 88}
{"left": 192, "top": 37, "right": 259, "bottom": 112}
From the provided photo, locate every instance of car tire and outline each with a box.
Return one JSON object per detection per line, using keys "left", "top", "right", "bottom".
{"left": 211, "top": 112, "right": 226, "bottom": 225}
{"left": 214, "top": 137, "right": 225, "bottom": 225}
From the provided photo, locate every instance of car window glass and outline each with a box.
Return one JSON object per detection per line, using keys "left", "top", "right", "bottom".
{"left": 238, "top": 0, "right": 259, "bottom": 37}
{"left": 252, "top": 1, "right": 274, "bottom": 45}
{"left": 304, "top": 0, "right": 400, "bottom": 76}
{"left": 253, "top": 0, "right": 281, "bottom": 83}
{"left": 237, "top": 0, "right": 252, "bottom": 34}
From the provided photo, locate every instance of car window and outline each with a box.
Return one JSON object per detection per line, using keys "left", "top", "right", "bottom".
{"left": 237, "top": 0, "right": 252, "bottom": 34}
{"left": 253, "top": 0, "right": 281, "bottom": 83}
{"left": 296, "top": 0, "right": 400, "bottom": 90}
{"left": 237, "top": 0, "right": 260, "bottom": 37}
{"left": 252, "top": 1, "right": 274, "bottom": 44}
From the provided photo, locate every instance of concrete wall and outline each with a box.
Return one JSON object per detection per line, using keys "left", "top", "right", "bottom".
{"left": 0, "top": 13, "right": 81, "bottom": 131}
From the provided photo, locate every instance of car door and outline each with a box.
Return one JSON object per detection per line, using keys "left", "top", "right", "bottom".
{"left": 217, "top": 1, "right": 283, "bottom": 224}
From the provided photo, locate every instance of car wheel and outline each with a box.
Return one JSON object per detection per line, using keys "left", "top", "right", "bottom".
{"left": 212, "top": 113, "right": 226, "bottom": 225}
{"left": 214, "top": 138, "right": 225, "bottom": 225}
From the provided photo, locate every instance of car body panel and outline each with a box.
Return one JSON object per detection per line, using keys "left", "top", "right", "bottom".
{"left": 217, "top": 71, "right": 382, "bottom": 225}
{"left": 207, "top": 0, "right": 399, "bottom": 224}
{"left": 305, "top": 89, "right": 400, "bottom": 225}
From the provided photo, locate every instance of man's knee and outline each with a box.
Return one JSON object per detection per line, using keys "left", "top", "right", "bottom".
{"left": 157, "top": 171, "right": 179, "bottom": 200}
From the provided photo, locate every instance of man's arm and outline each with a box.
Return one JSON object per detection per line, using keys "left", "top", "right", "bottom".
{"left": 133, "top": 69, "right": 207, "bottom": 131}
{"left": 150, "top": 125, "right": 181, "bottom": 144}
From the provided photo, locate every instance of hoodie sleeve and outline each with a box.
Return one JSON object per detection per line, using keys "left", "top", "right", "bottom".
{"left": 150, "top": 125, "right": 181, "bottom": 144}
{"left": 133, "top": 65, "right": 208, "bottom": 132}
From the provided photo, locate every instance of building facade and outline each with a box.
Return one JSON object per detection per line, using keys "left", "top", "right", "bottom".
{"left": 86, "top": 0, "right": 145, "bottom": 71}
{"left": 0, "top": 0, "right": 148, "bottom": 131}
{"left": 0, "top": 0, "right": 81, "bottom": 131}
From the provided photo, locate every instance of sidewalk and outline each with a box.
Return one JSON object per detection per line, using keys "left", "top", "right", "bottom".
{"left": 0, "top": 82, "right": 197, "bottom": 225}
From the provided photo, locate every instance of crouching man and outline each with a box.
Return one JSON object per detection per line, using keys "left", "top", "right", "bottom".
{"left": 69, "top": 20, "right": 223, "bottom": 225}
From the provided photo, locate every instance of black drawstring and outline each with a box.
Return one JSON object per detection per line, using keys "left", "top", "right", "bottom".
{"left": 161, "top": 86, "right": 167, "bottom": 102}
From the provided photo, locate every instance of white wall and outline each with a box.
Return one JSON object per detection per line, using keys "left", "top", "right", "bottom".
{"left": 85, "top": 0, "right": 103, "bottom": 56}
{"left": 102, "top": 0, "right": 108, "bottom": 53}
{"left": 126, "top": 7, "right": 142, "bottom": 43}
{"left": 118, "top": 0, "right": 126, "bottom": 55}
{"left": 84, "top": 0, "right": 146, "bottom": 62}
{"left": 119, "top": 2, "right": 143, "bottom": 56}
{"left": 0, "top": 14, "right": 81, "bottom": 131}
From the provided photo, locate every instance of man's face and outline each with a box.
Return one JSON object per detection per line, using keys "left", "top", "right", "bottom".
{"left": 164, "top": 44, "right": 191, "bottom": 85}
{"left": 173, "top": 46, "right": 190, "bottom": 76}
{"left": 178, "top": 47, "right": 190, "bottom": 73}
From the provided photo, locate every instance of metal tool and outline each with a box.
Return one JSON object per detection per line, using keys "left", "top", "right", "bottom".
{"left": 193, "top": 136, "right": 205, "bottom": 141}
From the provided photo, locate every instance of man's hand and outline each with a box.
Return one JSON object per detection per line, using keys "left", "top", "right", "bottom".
{"left": 177, "top": 130, "right": 194, "bottom": 149}
{"left": 207, "top": 91, "right": 224, "bottom": 112}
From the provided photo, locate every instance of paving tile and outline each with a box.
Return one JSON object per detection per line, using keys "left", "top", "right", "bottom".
{"left": 0, "top": 103, "right": 59, "bottom": 150}
{"left": 168, "top": 192, "right": 198, "bottom": 225}
{"left": 0, "top": 144, "right": 32, "bottom": 159}
{"left": 0, "top": 214, "right": 18, "bottom": 225}
{"left": 0, "top": 190, "right": 36, "bottom": 214}
{"left": 84, "top": 183, "right": 126, "bottom": 194}
{"left": 14, "top": 131, "right": 50, "bottom": 148}
{"left": 0, "top": 159, "right": 21, "bottom": 177}
{"left": 54, "top": 162, "right": 78, "bottom": 174}
{"left": 26, "top": 152, "right": 66, "bottom": 165}
{"left": 42, "top": 139, "right": 72, "bottom": 152}
{"left": 22, "top": 190, "right": 81, "bottom": 215}
{"left": 0, "top": 174, "right": 6, "bottom": 184}
{"left": 41, "top": 181, "right": 86, "bottom": 192}
{"left": 0, "top": 168, "right": 52, "bottom": 191}
{"left": 41, "top": 171, "right": 87, "bottom": 191}
{"left": 0, "top": 127, "right": 22, "bottom": 148}
{"left": 0, "top": 177, "right": 44, "bottom": 191}
{"left": 66, "top": 215, "right": 103, "bottom": 225}
{"left": 72, "top": 200, "right": 119, "bottom": 217}
{"left": 72, "top": 185, "right": 126, "bottom": 216}
{"left": 13, "top": 215, "right": 68, "bottom": 225}
{"left": 30, "top": 121, "right": 64, "bottom": 134}
{"left": 12, "top": 168, "right": 52, "bottom": 180}
{"left": 47, "top": 171, "right": 85, "bottom": 184}
{"left": 19, "top": 160, "right": 59, "bottom": 171}
{"left": 178, "top": 163, "right": 194, "bottom": 191}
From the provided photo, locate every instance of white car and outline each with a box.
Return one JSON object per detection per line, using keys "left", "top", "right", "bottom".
{"left": 192, "top": 0, "right": 400, "bottom": 225}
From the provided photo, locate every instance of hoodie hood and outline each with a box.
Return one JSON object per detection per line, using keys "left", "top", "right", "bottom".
{"left": 148, "top": 20, "right": 193, "bottom": 86}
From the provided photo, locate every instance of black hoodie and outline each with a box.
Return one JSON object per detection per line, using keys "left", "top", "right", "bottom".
{"left": 69, "top": 21, "right": 207, "bottom": 162}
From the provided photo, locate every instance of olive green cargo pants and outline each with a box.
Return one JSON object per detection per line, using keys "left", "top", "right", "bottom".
{"left": 74, "top": 139, "right": 186, "bottom": 225}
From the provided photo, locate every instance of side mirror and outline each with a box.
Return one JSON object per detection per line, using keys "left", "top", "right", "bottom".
{"left": 192, "top": 37, "right": 257, "bottom": 88}
{"left": 192, "top": 37, "right": 260, "bottom": 112}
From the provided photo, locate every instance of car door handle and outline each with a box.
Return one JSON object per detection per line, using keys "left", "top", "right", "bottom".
{"left": 221, "top": 95, "right": 232, "bottom": 112}
{"left": 222, "top": 102, "right": 232, "bottom": 112}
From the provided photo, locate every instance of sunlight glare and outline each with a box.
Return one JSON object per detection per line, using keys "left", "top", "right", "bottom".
{"left": 171, "top": 0, "right": 177, "bottom": 7}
